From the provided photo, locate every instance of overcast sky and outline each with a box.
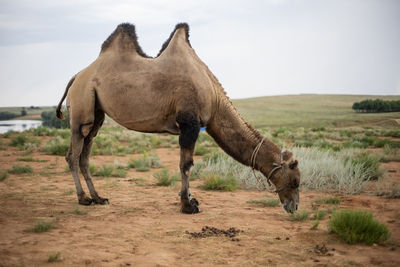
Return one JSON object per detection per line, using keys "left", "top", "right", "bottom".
{"left": 0, "top": 0, "right": 399, "bottom": 107}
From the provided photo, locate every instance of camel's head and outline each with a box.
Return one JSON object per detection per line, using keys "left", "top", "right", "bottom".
{"left": 263, "top": 150, "right": 300, "bottom": 214}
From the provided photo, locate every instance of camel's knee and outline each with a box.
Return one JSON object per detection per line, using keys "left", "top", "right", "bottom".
{"left": 181, "top": 159, "right": 194, "bottom": 176}
{"left": 176, "top": 111, "right": 200, "bottom": 149}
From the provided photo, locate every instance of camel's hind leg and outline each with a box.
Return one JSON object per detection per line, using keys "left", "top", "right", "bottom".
{"left": 177, "top": 111, "right": 200, "bottom": 214}
{"left": 79, "top": 109, "right": 109, "bottom": 204}
{"left": 66, "top": 127, "right": 93, "bottom": 205}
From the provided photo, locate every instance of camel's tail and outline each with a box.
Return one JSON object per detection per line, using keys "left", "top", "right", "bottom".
{"left": 56, "top": 75, "right": 76, "bottom": 120}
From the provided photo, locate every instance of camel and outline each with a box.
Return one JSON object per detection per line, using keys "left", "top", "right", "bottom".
{"left": 56, "top": 23, "right": 300, "bottom": 214}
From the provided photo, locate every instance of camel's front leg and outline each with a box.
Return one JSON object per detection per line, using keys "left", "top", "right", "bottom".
{"left": 177, "top": 111, "right": 200, "bottom": 214}
{"left": 179, "top": 148, "right": 199, "bottom": 213}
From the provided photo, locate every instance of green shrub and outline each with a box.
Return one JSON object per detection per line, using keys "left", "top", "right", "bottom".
{"left": 0, "top": 171, "right": 8, "bottom": 181}
{"left": 247, "top": 198, "right": 280, "bottom": 207}
{"left": 42, "top": 136, "right": 69, "bottom": 156}
{"left": 340, "top": 130, "right": 354, "bottom": 138}
{"left": 288, "top": 208, "right": 310, "bottom": 221}
{"left": 88, "top": 163, "right": 96, "bottom": 174}
{"left": 382, "top": 129, "right": 400, "bottom": 138}
{"left": 329, "top": 209, "right": 390, "bottom": 245}
{"left": 9, "top": 134, "right": 40, "bottom": 149}
{"left": 310, "top": 220, "right": 320, "bottom": 230}
{"left": 111, "top": 168, "right": 127, "bottom": 178}
{"left": 311, "top": 126, "right": 326, "bottom": 132}
{"left": 92, "top": 135, "right": 120, "bottom": 155}
{"left": 27, "top": 220, "right": 54, "bottom": 233}
{"left": 9, "top": 134, "right": 28, "bottom": 147}
{"left": 30, "top": 126, "right": 55, "bottom": 136}
{"left": 9, "top": 164, "right": 33, "bottom": 174}
{"left": 315, "top": 196, "right": 341, "bottom": 205}
{"left": 3, "top": 130, "right": 15, "bottom": 138}
{"left": 154, "top": 168, "right": 180, "bottom": 186}
{"left": 129, "top": 154, "right": 162, "bottom": 171}
{"left": 374, "top": 138, "right": 399, "bottom": 149}
{"left": 313, "top": 209, "right": 328, "bottom": 220}
{"left": 201, "top": 173, "right": 238, "bottom": 191}
{"left": 17, "top": 156, "right": 47, "bottom": 162}
{"left": 93, "top": 164, "right": 114, "bottom": 177}
{"left": 194, "top": 144, "right": 210, "bottom": 156}
{"left": 48, "top": 252, "right": 62, "bottom": 262}
{"left": 129, "top": 156, "right": 150, "bottom": 172}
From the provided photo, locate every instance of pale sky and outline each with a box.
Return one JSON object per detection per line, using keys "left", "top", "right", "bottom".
{"left": 0, "top": 0, "right": 399, "bottom": 107}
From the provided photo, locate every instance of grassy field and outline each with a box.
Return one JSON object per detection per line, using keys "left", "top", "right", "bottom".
{"left": 1, "top": 94, "right": 400, "bottom": 266}
{"left": 2, "top": 94, "right": 399, "bottom": 126}
{"left": 233, "top": 94, "right": 400, "bottom": 128}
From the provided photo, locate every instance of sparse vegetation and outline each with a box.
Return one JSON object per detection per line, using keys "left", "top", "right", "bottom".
{"left": 27, "top": 220, "right": 54, "bottom": 233}
{"left": 8, "top": 164, "right": 33, "bottom": 174}
{"left": 17, "top": 156, "right": 48, "bottom": 162}
{"left": 247, "top": 198, "right": 280, "bottom": 207}
{"left": 48, "top": 252, "right": 62, "bottom": 262}
{"left": 93, "top": 164, "right": 114, "bottom": 177}
{"left": 374, "top": 181, "right": 400, "bottom": 199}
{"left": 315, "top": 196, "right": 341, "bottom": 205}
{"left": 194, "top": 144, "right": 210, "bottom": 156}
{"left": 313, "top": 209, "right": 328, "bottom": 220}
{"left": 128, "top": 154, "right": 162, "bottom": 172}
{"left": 201, "top": 173, "right": 238, "bottom": 191}
{"left": 9, "top": 133, "right": 40, "bottom": 150}
{"left": 0, "top": 171, "right": 8, "bottom": 181}
{"left": 42, "top": 136, "right": 69, "bottom": 156}
{"left": 73, "top": 207, "right": 88, "bottom": 215}
{"left": 310, "top": 220, "right": 320, "bottom": 230}
{"left": 329, "top": 209, "right": 390, "bottom": 245}
{"left": 112, "top": 168, "right": 127, "bottom": 178}
{"left": 288, "top": 208, "right": 310, "bottom": 221}
{"left": 154, "top": 168, "right": 180, "bottom": 186}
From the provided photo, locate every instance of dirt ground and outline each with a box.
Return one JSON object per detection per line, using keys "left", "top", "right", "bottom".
{"left": 0, "top": 139, "right": 399, "bottom": 266}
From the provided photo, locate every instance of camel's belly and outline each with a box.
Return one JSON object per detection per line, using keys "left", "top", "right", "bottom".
{"left": 106, "top": 111, "right": 180, "bottom": 135}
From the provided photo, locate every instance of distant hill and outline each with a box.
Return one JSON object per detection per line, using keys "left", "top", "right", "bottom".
{"left": 232, "top": 94, "right": 400, "bottom": 128}
{"left": 1, "top": 95, "right": 399, "bottom": 128}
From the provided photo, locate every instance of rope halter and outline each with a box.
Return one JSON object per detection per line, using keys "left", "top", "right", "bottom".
{"left": 250, "top": 138, "right": 289, "bottom": 193}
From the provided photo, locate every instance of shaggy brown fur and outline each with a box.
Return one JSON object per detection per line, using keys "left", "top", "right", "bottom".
{"left": 57, "top": 22, "right": 300, "bottom": 214}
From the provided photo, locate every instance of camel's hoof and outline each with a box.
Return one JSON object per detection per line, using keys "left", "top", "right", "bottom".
{"left": 93, "top": 197, "right": 109, "bottom": 205}
{"left": 78, "top": 197, "right": 93, "bottom": 206}
{"left": 181, "top": 197, "right": 200, "bottom": 214}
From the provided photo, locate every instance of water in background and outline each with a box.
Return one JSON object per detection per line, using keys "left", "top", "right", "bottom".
{"left": 0, "top": 120, "right": 42, "bottom": 134}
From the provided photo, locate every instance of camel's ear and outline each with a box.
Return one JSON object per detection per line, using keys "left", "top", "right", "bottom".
{"left": 289, "top": 160, "right": 298, "bottom": 169}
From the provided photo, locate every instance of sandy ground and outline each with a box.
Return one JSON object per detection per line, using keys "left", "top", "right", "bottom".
{"left": 0, "top": 139, "right": 399, "bottom": 266}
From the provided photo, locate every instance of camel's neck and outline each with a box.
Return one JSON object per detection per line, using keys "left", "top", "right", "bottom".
{"left": 206, "top": 94, "right": 281, "bottom": 170}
